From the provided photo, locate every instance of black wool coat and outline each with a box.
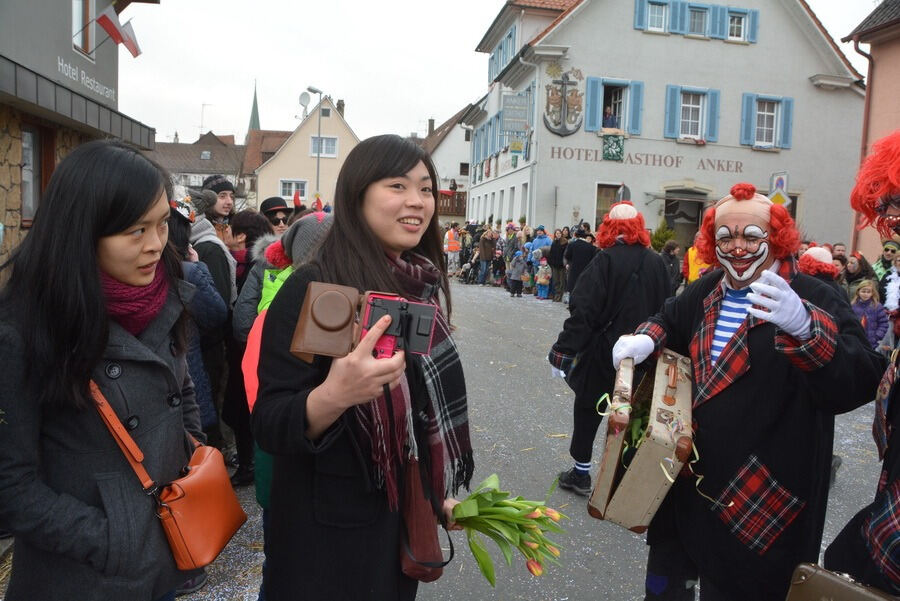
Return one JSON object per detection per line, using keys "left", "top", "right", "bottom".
{"left": 553, "top": 243, "right": 671, "bottom": 406}
{"left": 641, "top": 269, "right": 884, "bottom": 601}
{"left": 252, "top": 265, "right": 418, "bottom": 601}
{"left": 563, "top": 238, "right": 598, "bottom": 293}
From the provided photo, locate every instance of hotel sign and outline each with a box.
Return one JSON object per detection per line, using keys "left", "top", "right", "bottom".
{"left": 549, "top": 145, "right": 745, "bottom": 174}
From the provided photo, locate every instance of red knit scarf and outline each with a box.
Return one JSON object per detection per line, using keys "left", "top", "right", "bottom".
{"left": 100, "top": 263, "right": 169, "bottom": 336}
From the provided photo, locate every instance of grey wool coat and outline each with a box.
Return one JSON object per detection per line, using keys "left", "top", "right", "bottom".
{"left": 0, "top": 281, "right": 206, "bottom": 601}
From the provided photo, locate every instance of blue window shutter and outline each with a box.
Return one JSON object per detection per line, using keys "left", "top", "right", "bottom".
{"left": 628, "top": 81, "right": 644, "bottom": 135}
{"left": 705, "top": 89, "right": 720, "bottom": 142}
{"left": 779, "top": 97, "right": 793, "bottom": 149}
{"left": 634, "top": 0, "right": 648, "bottom": 30}
{"left": 710, "top": 5, "right": 726, "bottom": 39}
{"left": 747, "top": 9, "right": 759, "bottom": 43}
{"left": 670, "top": 1, "right": 687, "bottom": 34}
{"left": 510, "top": 25, "right": 517, "bottom": 53}
{"left": 664, "top": 85, "right": 680, "bottom": 139}
{"left": 585, "top": 77, "right": 602, "bottom": 132}
{"left": 740, "top": 93, "right": 756, "bottom": 146}
{"left": 497, "top": 113, "right": 504, "bottom": 148}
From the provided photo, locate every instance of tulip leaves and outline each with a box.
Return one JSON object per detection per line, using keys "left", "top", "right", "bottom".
{"left": 452, "top": 473, "right": 567, "bottom": 587}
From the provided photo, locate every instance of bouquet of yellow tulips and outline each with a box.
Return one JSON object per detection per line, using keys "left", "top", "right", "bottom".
{"left": 451, "top": 474, "right": 567, "bottom": 586}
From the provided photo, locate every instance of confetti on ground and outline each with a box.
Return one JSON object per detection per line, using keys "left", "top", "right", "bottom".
{"left": 519, "top": 447, "right": 535, "bottom": 452}
{"left": 547, "top": 433, "right": 569, "bottom": 438}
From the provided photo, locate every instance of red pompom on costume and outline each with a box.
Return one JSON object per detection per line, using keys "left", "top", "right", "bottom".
{"left": 595, "top": 201, "right": 651, "bottom": 249}
{"left": 264, "top": 239, "right": 291, "bottom": 269}
{"left": 694, "top": 182, "right": 801, "bottom": 265}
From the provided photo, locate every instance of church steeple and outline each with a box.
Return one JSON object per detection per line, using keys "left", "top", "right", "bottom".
{"left": 247, "top": 81, "right": 260, "bottom": 136}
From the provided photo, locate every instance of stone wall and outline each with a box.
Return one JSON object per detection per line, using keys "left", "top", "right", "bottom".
{"left": 0, "top": 104, "right": 23, "bottom": 267}
{"left": 0, "top": 105, "right": 92, "bottom": 270}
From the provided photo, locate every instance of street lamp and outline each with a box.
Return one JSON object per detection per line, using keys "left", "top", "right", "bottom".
{"left": 307, "top": 85, "right": 324, "bottom": 204}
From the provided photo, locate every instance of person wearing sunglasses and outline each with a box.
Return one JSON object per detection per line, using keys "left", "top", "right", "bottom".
{"left": 260, "top": 197, "right": 292, "bottom": 236}
{"left": 874, "top": 240, "right": 900, "bottom": 281}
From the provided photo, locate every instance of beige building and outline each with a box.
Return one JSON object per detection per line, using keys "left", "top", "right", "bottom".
{"left": 255, "top": 97, "right": 359, "bottom": 207}
{"left": 845, "top": 0, "right": 900, "bottom": 257}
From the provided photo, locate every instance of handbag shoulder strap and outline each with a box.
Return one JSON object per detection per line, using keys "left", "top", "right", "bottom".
{"left": 90, "top": 380, "right": 158, "bottom": 494}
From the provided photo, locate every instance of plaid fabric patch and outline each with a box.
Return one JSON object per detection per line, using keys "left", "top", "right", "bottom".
{"left": 773, "top": 302, "right": 837, "bottom": 371}
{"left": 864, "top": 478, "right": 900, "bottom": 590}
{"left": 548, "top": 347, "right": 575, "bottom": 372}
{"left": 714, "top": 455, "right": 806, "bottom": 555}
{"left": 634, "top": 321, "right": 667, "bottom": 351}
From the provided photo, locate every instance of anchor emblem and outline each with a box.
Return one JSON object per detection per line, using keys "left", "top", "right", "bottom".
{"left": 543, "top": 66, "right": 584, "bottom": 137}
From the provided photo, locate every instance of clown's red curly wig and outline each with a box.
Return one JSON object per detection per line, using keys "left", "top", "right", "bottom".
{"left": 798, "top": 253, "right": 839, "bottom": 280}
{"left": 595, "top": 203, "right": 651, "bottom": 249}
{"left": 694, "top": 204, "right": 801, "bottom": 265}
{"left": 851, "top": 130, "right": 900, "bottom": 230}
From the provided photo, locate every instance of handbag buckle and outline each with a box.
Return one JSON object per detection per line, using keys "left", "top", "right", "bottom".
{"left": 144, "top": 483, "right": 160, "bottom": 497}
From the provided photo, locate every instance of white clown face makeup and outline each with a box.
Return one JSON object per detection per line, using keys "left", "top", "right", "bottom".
{"left": 714, "top": 218, "right": 774, "bottom": 287}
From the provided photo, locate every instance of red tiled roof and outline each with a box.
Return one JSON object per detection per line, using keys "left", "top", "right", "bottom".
{"left": 242, "top": 129, "right": 292, "bottom": 175}
{"left": 145, "top": 141, "right": 245, "bottom": 176}
{"left": 529, "top": 0, "right": 584, "bottom": 45}
{"left": 423, "top": 105, "right": 471, "bottom": 155}
{"left": 510, "top": 0, "right": 575, "bottom": 9}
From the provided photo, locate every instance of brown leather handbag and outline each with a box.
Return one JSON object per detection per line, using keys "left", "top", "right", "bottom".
{"left": 785, "top": 563, "right": 898, "bottom": 600}
{"left": 91, "top": 381, "right": 247, "bottom": 570}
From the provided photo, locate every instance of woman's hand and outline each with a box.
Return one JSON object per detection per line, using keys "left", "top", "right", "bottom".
{"left": 305, "top": 315, "right": 406, "bottom": 438}
{"left": 442, "top": 498, "right": 463, "bottom": 531}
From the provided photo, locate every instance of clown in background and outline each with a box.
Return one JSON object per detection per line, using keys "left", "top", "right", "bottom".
{"left": 613, "top": 183, "right": 883, "bottom": 600}
{"left": 826, "top": 130, "right": 900, "bottom": 596}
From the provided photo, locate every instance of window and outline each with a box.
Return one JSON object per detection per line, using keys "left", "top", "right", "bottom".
{"left": 648, "top": 2, "right": 667, "bottom": 32}
{"left": 755, "top": 100, "right": 777, "bottom": 146}
{"left": 664, "top": 85, "right": 720, "bottom": 142}
{"left": 585, "top": 77, "right": 644, "bottom": 135}
{"left": 321, "top": 108, "right": 331, "bottom": 117}
{"left": 460, "top": 163, "right": 470, "bottom": 176}
{"left": 200, "top": 150, "right": 211, "bottom": 160}
{"left": 740, "top": 94, "right": 793, "bottom": 149}
{"left": 689, "top": 8, "right": 707, "bottom": 35}
{"left": 728, "top": 13, "right": 745, "bottom": 40}
{"left": 310, "top": 136, "right": 337, "bottom": 157}
{"left": 21, "top": 127, "right": 42, "bottom": 222}
{"left": 190, "top": 174, "right": 203, "bottom": 186}
{"left": 465, "top": 129, "right": 471, "bottom": 142}
{"left": 280, "top": 179, "right": 307, "bottom": 200}
{"left": 604, "top": 86, "right": 625, "bottom": 128}
{"left": 680, "top": 92, "right": 703, "bottom": 138}
{"left": 72, "top": 0, "right": 95, "bottom": 56}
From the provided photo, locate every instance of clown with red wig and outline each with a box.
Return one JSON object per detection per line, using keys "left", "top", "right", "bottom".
{"left": 826, "top": 130, "right": 900, "bottom": 596}
{"left": 612, "top": 183, "right": 882, "bottom": 600}
{"left": 548, "top": 202, "right": 671, "bottom": 497}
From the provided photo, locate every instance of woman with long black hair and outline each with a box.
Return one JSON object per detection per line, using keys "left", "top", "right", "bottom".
{"left": 0, "top": 140, "right": 206, "bottom": 601}
{"left": 252, "top": 134, "right": 474, "bottom": 600}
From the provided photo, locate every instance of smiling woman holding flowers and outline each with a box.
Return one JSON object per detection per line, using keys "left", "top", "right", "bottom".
{"left": 251, "top": 134, "right": 474, "bottom": 600}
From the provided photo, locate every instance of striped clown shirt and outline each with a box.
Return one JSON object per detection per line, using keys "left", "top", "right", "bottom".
{"left": 711, "top": 287, "right": 752, "bottom": 364}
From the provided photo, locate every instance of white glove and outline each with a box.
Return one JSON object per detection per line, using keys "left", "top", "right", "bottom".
{"left": 746, "top": 270, "right": 811, "bottom": 340}
{"left": 612, "top": 334, "right": 655, "bottom": 369}
{"left": 550, "top": 366, "right": 566, "bottom": 379}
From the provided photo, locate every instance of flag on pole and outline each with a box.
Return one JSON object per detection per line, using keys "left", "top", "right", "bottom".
{"left": 121, "top": 20, "right": 141, "bottom": 58}
{"left": 96, "top": 5, "right": 126, "bottom": 45}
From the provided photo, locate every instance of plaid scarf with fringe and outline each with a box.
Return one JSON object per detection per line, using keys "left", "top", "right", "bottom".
{"left": 353, "top": 252, "right": 474, "bottom": 511}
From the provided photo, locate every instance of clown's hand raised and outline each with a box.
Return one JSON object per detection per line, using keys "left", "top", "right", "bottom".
{"left": 746, "top": 270, "right": 811, "bottom": 340}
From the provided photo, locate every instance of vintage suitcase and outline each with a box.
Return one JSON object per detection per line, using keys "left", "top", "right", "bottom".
{"left": 784, "top": 563, "right": 898, "bottom": 600}
{"left": 588, "top": 350, "right": 693, "bottom": 532}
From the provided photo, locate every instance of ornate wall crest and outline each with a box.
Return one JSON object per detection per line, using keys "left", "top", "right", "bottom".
{"left": 543, "top": 63, "right": 584, "bottom": 136}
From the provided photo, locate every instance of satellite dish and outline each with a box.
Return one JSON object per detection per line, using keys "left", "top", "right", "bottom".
{"left": 299, "top": 92, "right": 310, "bottom": 108}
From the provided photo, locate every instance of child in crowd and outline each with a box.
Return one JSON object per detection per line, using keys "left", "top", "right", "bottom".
{"left": 491, "top": 249, "right": 506, "bottom": 288}
{"left": 852, "top": 279, "right": 890, "bottom": 350}
{"left": 508, "top": 251, "right": 526, "bottom": 297}
{"left": 536, "top": 257, "right": 552, "bottom": 299}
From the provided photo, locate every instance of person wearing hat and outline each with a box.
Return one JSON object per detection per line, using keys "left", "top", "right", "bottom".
{"left": 549, "top": 201, "right": 670, "bottom": 496}
{"left": 613, "top": 183, "right": 883, "bottom": 600}
{"left": 874, "top": 240, "right": 900, "bottom": 281}
{"left": 260, "top": 196, "right": 292, "bottom": 236}
{"left": 199, "top": 174, "right": 237, "bottom": 242}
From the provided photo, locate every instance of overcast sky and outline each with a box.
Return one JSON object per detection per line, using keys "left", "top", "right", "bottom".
{"left": 116, "top": 0, "right": 881, "bottom": 144}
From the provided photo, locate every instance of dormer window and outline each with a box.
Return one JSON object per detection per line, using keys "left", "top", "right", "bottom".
{"left": 200, "top": 150, "right": 211, "bottom": 160}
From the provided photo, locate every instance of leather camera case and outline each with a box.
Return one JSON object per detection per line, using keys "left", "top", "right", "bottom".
{"left": 290, "top": 282, "right": 360, "bottom": 363}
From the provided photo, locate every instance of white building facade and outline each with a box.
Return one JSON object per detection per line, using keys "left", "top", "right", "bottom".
{"left": 463, "top": 0, "right": 864, "bottom": 247}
